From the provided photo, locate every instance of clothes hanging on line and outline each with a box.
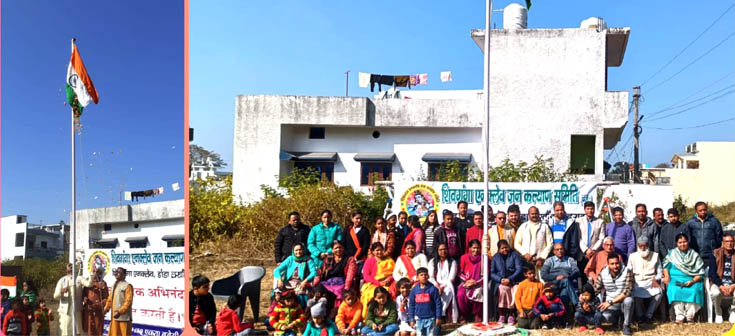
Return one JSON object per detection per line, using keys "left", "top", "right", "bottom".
{"left": 172, "top": 182, "right": 180, "bottom": 191}
{"left": 441, "top": 71, "right": 452, "bottom": 82}
{"left": 370, "top": 74, "right": 395, "bottom": 92}
{"left": 358, "top": 72, "right": 371, "bottom": 88}
{"left": 419, "top": 73, "right": 428, "bottom": 85}
{"left": 124, "top": 192, "right": 132, "bottom": 201}
{"left": 394, "top": 75, "right": 410, "bottom": 88}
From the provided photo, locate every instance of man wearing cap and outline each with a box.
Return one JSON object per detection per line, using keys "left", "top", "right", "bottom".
{"left": 627, "top": 236, "right": 663, "bottom": 325}
{"left": 593, "top": 252, "right": 634, "bottom": 336}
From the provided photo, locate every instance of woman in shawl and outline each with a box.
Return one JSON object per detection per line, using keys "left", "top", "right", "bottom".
{"left": 457, "top": 239, "right": 487, "bottom": 322}
{"left": 274, "top": 243, "right": 318, "bottom": 308}
{"left": 360, "top": 242, "right": 396, "bottom": 318}
{"left": 401, "top": 215, "right": 424, "bottom": 255}
{"left": 422, "top": 210, "right": 440, "bottom": 258}
{"left": 428, "top": 243, "right": 458, "bottom": 323}
{"left": 662, "top": 233, "right": 705, "bottom": 323}
{"left": 371, "top": 218, "right": 395, "bottom": 259}
{"left": 490, "top": 239, "right": 524, "bottom": 325}
{"left": 390, "top": 240, "right": 428, "bottom": 297}
{"left": 313, "top": 240, "right": 357, "bottom": 307}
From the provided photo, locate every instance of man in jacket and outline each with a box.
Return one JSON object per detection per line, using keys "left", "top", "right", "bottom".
{"left": 708, "top": 233, "right": 735, "bottom": 323}
{"left": 541, "top": 243, "right": 580, "bottom": 310}
{"left": 549, "top": 201, "right": 583, "bottom": 263}
{"left": 514, "top": 206, "right": 553, "bottom": 273}
{"left": 659, "top": 208, "right": 689, "bottom": 258}
{"left": 688, "top": 201, "right": 723, "bottom": 265}
{"left": 576, "top": 201, "right": 606, "bottom": 278}
{"left": 104, "top": 268, "right": 133, "bottom": 336}
{"left": 433, "top": 211, "right": 465, "bottom": 262}
{"left": 651, "top": 207, "right": 667, "bottom": 260}
{"left": 274, "top": 212, "right": 310, "bottom": 264}
{"left": 629, "top": 204, "right": 656, "bottom": 253}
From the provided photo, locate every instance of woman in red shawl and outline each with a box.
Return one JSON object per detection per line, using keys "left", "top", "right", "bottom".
{"left": 401, "top": 215, "right": 424, "bottom": 255}
{"left": 457, "top": 239, "right": 487, "bottom": 322}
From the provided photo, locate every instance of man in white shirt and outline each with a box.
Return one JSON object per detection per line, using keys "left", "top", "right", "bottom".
{"left": 54, "top": 263, "right": 91, "bottom": 336}
{"left": 514, "top": 206, "right": 553, "bottom": 272}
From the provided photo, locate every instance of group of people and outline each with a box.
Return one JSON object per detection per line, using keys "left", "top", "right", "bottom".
{"left": 0, "top": 263, "right": 135, "bottom": 336}
{"left": 253, "top": 199, "right": 729, "bottom": 336}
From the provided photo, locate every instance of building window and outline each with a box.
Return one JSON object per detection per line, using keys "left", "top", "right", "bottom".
{"left": 167, "top": 239, "right": 184, "bottom": 248}
{"left": 103, "top": 224, "right": 112, "bottom": 231}
{"left": 15, "top": 233, "right": 24, "bottom": 247}
{"left": 427, "top": 162, "right": 468, "bottom": 181}
{"left": 570, "top": 135, "right": 595, "bottom": 175}
{"left": 686, "top": 160, "right": 699, "bottom": 169}
{"left": 294, "top": 162, "right": 334, "bottom": 181}
{"left": 361, "top": 162, "right": 392, "bottom": 185}
{"left": 41, "top": 241, "right": 48, "bottom": 248}
{"left": 129, "top": 241, "right": 147, "bottom": 248}
{"left": 309, "top": 127, "right": 326, "bottom": 139}
{"left": 93, "top": 239, "right": 118, "bottom": 249}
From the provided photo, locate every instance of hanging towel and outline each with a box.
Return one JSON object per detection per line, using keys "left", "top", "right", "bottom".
{"left": 158, "top": 186, "right": 164, "bottom": 194}
{"left": 419, "top": 73, "right": 428, "bottom": 85}
{"left": 394, "top": 76, "right": 410, "bottom": 88}
{"left": 358, "top": 72, "right": 371, "bottom": 88}
{"left": 409, "top": 75, "right": 420, "bottom": 86}
{"left": 124, "top": 192, "right": 132, "bottom": 201}
{"left": 172, "top": 182, "right": 180, "bottom": 191}
{"left": 441, "top": 71, "right": 452, "bottom": 82}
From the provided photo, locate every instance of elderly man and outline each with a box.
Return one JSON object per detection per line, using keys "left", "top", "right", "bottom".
{"left": 709, "top": 233, "right": 735, "bottom": 323}
{"left": 54, "top": 263, "right": 91, "bottom": 336}
{"left": 105, "top": 267, "right": 134, "bottom": 336}
{"left": 594, "top": 253, "right": 635, "bottom": 336}
{"left": 515, "top": 206, "right": 553, "bottom": 273}
{"left": 659, "top": 208, "right": 689, "bottom": 258}
{"left": 688, "top": 201, "right": 723, "bottom": 265}
{"left": 576, "top": 201, "right": 606, "bottom": 271}
{"left": 541, "top": 243, "right": 580, "bottom": 309}
{"left": 627, "top": 236, "right": 663, "bottom": 325}
{"left": 606, "top": 207, "right": 636, "bottom": 262}
{"left": 82, "top": 267, "right": 108, "bottom": 336}
{"left": 584, "top": 237, "right": 622, "bottom": 284}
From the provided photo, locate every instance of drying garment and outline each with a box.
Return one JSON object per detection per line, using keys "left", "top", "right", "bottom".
{"left": 409, "top": 75, "right": 420, "bottom": 86}
{"left": 358, "top": 72, "right": 371, "bottom": 88}
{"left": 394, "top": 76, "right": 410, "bottom": 88}
{"left": 172, "top": 182, "right": 180, "bottom": 191}
{"left": 131, "top": 191, "right": 144, "bottom": 202}
{"left": 370, "top": 75, "right": 395, "bottom": 92}
{"left": 153, "top": 188, "right": 159, "bottom": 195}
{"left": 440, "top": 71, "right": 452, "bottom": 82}
{"left": 158, "top": 187, "right": 164, "bottom": 194}
{"left": 124, "top": 192, "right": 132, "bottom": 201}
{"left": 419, "top": 73, "right": 428, "bottom": 85}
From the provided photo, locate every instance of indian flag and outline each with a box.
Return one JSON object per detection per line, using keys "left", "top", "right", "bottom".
{"left": 66, "top": 40, "right": 99, "bottom": 118}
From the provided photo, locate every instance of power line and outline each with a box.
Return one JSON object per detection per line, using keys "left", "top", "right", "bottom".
{"left": 643, "top": 89, "right": 734, "bottom": 123}
{"left": 647, "top": 31, "right": 735, "bottom": 93}
{"left": 640, "top": 3, "right": 735, "bottom": 87}
{"left": 647, "top": 117, "right": 735, "bottom": 130}
{"left": 646, "top": 83, "right": 735, "bottom": 118}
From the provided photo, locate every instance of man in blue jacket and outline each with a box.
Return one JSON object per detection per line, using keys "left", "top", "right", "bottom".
{"left": 409, "top": 268, "right": 442, "bottom": 336}
{"left": 687, "top": 201, "right": 723, "bottom": 265}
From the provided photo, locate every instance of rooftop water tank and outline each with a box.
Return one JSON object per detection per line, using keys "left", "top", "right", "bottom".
{"left": 503, "top": 3, "right": 528, "bottom": 29}
{"left": 580, "top": 17, "right": 607, "bottom": 31}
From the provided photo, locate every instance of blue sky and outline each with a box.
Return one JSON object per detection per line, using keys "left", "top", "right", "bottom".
{"left": 191, "top": 0, "right": 735, "bottom": 170}
{"left": 2, "top": 1, "right": 185, "bottom": 224}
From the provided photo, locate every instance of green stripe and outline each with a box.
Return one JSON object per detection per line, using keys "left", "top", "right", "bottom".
{"left": 65, "top": 83, "right": 84, "bottom": 118}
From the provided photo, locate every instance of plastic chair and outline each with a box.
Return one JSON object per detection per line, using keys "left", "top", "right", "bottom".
{"left": 211, "top": 266, "right": 266, "bottom": 320}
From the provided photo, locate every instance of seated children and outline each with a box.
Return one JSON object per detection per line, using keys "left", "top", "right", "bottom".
{"left": 303, "top": 302, "right": 339, "bottom": 336}
{"left": 265, "top": 288, "right": 282, "bottom": 331}
{"left": 532, "top": 283, "right": 566, "bottom": 329}
{"left": 408, "top": 268, "right": 442, "bottom": 336}
{"left": 395, "top": 278, "right": 415, "bottom": 336}
{"left": 217, "top": 294, "right": 255, "bottom": 336}
{"left": 575, "top": 284, "right": 603, "bottom": 334}
{"left": 361, "top": 287, "right": 399, "bottom": 336}
{"left": 336, "top": 289, "right": 362, "bottom": 335}
{"left": 269, "top": 289, "right": 307, "bottom": 336}
{"left": 34, "top": 297, "right": 53, "bottom": 336}
{"left": 2, "top": 299, "right": 27, "bottom": 336}
{"left": 189, "top": 275, "right": 217, "bottom": 335}
{"left": 514, "top": 267, "right": 543, "bottom": 329}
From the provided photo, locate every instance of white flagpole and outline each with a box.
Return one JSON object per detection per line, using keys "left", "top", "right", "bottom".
{"left": 70, "top": 37, "right": 78, "bottom": 336}
{"left": 481, "top": 0, "right": 492, "bottom": 325}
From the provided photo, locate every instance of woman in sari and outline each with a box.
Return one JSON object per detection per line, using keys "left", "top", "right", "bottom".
{"left": 428, "top": 243, "right": 459, "bottom": 323}
{"left": 390, "top": 240, "right": 428, "bottom": 297}
{"left": 401, "top": 215, "right": 424, "bottom": 255}
{"left": 458, "top": 239, "right": 487, "bottom": 322}
{"left": 360, "top": 242, "right": 396, "bottom": 318}
{"left": 663, "top": 233, "right": 705, "bottom": 323}
{"left": 274, "top": 243, "right": 318, "bottom": 308}
{"left": 371, "top": 218, "right": 396, "bottom": 259}
{"left": 422, "top": 210, "right": 440, "bottom": 258}
{"left": 313, "top": 240, "right": 357, "bottom": 307}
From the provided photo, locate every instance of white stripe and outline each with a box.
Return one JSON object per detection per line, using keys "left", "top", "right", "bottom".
{"left": 66, "top": 62, "right": 94, "bottom": 107}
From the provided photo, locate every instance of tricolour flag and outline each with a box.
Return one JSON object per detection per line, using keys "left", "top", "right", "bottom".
{"left": 66, "top": 40, "right": 99, "bottom": 118}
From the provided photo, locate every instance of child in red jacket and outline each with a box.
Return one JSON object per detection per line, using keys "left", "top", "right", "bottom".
{"left": 2, "top": 299, "right": 28, "bottom": 336}
{"left": 216, "top": 294, "right": 254, "bottom": 336}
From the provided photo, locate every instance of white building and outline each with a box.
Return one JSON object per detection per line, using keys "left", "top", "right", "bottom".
{"left": 72, "top": 199, "right": 184, "bottom": 255}
{"left": 232, "top": 18, "right": 630, "bottom": 202}
{"left": 1, "top": 215, "right": 67, "bottom": 261}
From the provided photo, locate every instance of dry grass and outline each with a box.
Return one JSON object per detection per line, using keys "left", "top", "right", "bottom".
{"left": 190, "top": 248, "right": 734, "bottom": 335}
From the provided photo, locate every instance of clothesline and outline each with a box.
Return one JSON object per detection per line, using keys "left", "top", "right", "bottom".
{"left": 124, "top": 182, "right": 181, "bottom": 202}
{"left": 358, "top": 71, "right": 453, "bottom": 92}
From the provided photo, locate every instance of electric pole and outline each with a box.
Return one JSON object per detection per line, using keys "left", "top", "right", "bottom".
{"left": 345, "top": 70, "right": 350, "bottom": 97}
{"left": 633, "top": 86, "right": 641, "bottom": 184}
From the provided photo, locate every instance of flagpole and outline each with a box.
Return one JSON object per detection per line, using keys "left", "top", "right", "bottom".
{"left": 70, "top": 37, "right": 78, "bottom": 336}
{"left": 481, "top": 0, "right": 492, "bottom": 325}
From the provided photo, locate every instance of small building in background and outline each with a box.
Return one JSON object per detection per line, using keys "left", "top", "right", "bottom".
{"left": 1, "top": 215, "right": 67, "bottom": 260}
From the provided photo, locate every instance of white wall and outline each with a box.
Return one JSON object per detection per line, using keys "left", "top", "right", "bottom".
{"left": 98, "top": 218, "right": 183, "bottom": 249}
{"left": 1, "top": 216, "right": 27, "bottom": 260}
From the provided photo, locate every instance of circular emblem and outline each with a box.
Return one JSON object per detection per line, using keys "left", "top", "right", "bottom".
{"left": 87, "top": 250, "right": 110, "bottom": 277}
{"left": 400, "top": 184, "right": 440, "bottom": 220}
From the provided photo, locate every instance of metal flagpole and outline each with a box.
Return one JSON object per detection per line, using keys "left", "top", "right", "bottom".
{"left": 481, "top": 0, "right": 492, "bottom": 325}
{"left": 70, "top": 38, "right": 78, "bottom": 336}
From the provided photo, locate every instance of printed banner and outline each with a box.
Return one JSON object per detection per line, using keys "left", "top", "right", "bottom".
{"left": 394, "top": 181, "right": 598, "bottom": 221}
{"left": 83, "top": 247, "right": 185, "bottom": 335}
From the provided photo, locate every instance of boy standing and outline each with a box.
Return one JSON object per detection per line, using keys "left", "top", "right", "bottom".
{"left": 408, "top": 268, "right": 442, "bottom": 336}
{"left": 2, "top": 299, "right": 27, "bottom": 336}
{"left": 514, "top": 268, "right": 543, "bottom": 329}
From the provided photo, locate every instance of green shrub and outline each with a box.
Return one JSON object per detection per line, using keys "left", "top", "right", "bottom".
{"left": 1, "top": 255, "right": 67, "bottom": 294}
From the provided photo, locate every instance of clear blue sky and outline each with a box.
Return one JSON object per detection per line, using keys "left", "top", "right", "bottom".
{"left": 2, "top": 1, "right": 185, "bottom": 224}
{"left": 191, "top": 0, "right": 735, "bottom": 170}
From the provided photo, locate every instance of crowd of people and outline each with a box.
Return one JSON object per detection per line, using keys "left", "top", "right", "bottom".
{"left": 188, "top": 200, "right": 728, "bottom": 336}
{"left": 0, "top": 264, "right": 134, "bottom": 336}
